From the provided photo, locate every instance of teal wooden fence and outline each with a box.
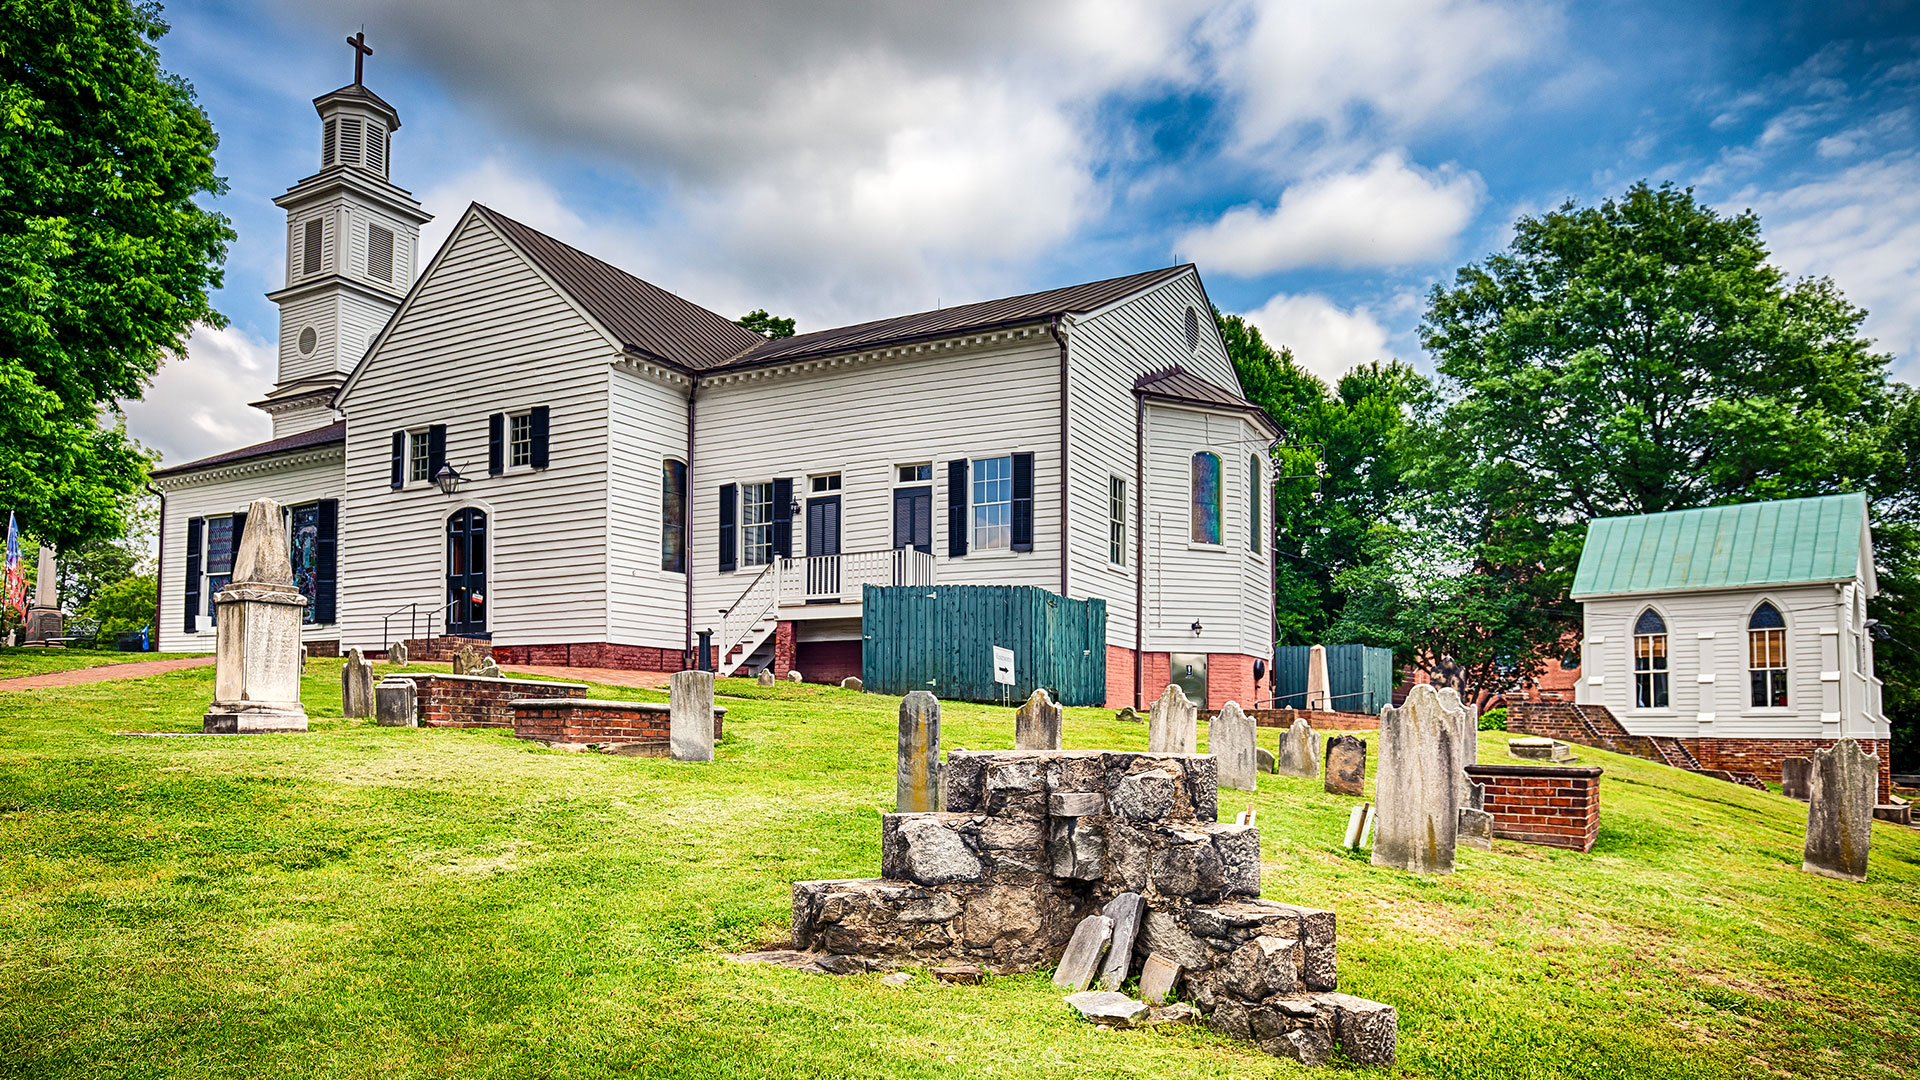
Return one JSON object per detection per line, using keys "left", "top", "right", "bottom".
{"left": 861, "top": 584, "right": 1107, "bottom": 705}
{"left": 1274, "top": 644, "right": 1396, "bottom": 714}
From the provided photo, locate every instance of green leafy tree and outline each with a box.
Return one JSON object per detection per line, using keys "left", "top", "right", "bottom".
{"left": 737, "top": 309, "right": 796, "bottom": 338}
{"left": 0, "top": 0, "right": 232, "bottom": 549}
{"left": 83, "top": 571, "right": 154, "bottom": 638}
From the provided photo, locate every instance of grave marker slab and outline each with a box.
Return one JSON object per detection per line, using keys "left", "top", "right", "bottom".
{"left": 669, "top": 669, "right": 716, "bottom": 762}
{"left": 1802, "top": 739, "right": 1877, "bottom": 882}
{"left": 1096, "top": 892, "right": 1145, "bottom": 991}
{"left": 1209, "top": 701, "right": 1259, "bottom": 792}
{"left": 1147, "top": 683, "right": 1197, "bottom": 755}
{"left": 1139, "top": 954, "right": 1181, "bottom": 1004}
{"left": 341, "top": 647, "right": 375, "bottom": 718}
{"left": 374, "top": 677, "right": 417, "bottom": 726}
{"left": 1781, "top": 756, "right": 1811, "bottom": 801}
{"left": 1052, "top": 914, "right": 1115, "bottom": 992}
{"left": 1015, "top": 688, "right": 1063, "bottom": 751}
{"left": 1324, "top": 735, "right": 1366, "bottom": 797}
{"left": 201, "top": 498, "right": 309, "bottom": 733}
{"left": 1370, "top": 684, "right": 1462, "bottom": 874}
{"left": 897, "top": 691, "right": 942, "bottom": 812}
{"left": 1275, "top": 718, "right": 1318, "bottom": 779}
{"left": 1305, "top": 644, "right": 1330, "bottom": 710}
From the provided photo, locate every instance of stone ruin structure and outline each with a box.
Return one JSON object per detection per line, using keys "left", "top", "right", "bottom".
{"left": 791, "top": 748, "right": 1396, "bottom": 1066}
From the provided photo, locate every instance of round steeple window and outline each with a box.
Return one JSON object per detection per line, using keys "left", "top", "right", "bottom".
{"left": 298, "top": 326, "right": 318, "bottom": 355}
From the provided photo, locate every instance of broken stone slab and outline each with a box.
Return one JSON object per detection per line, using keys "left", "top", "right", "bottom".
{"left": 931, "top": 964, "right": 982, "bottom": 984}
{"left": 1508, "top": 736, "right": 1557, "bottom": 761}
{"left": 1318, "top": 992, "right": 1398, "bottom": 1066}
{"left": 1139, "top": 953, "right": 1181, "bottom": 1004}
{"left": 1324, "top": 734, "right": 1366, "bottom": 797}
{"left": 1221, "top": 934, "right": 1303, "bottom": 1000}
{"left": 1063, "top": 990, "right": 1150, "bottom": 1028}
{"left": 1458, "top": 806, "right": 1494, "bottom": 851}
{"left": 1051, "top": 913, "right": 1114, "bottom": 991}
{"left": 1256, "top": 746, "right": 1276, "bottom": 773}
{"left": 1275, "top": 717, "right": 1318, "bottom": 778}
{"left": 785, "top": 669, "right": 804, "bottom": 682}
{"left": 880, "top": 971, "right": 913, "bottom": 987}
{"left": 1371, "top": 684, "right": 1462, "bottom": 875}
{"left": 1145, "top": 1002, "right": 1199, "bottom": 1025}
{"left": 1015, "top": 688, "right": 1064, "bottom": 751}
{"left": 897, "top": 691, "right": 942, "bottom": 813}
{"left": 1803, "top": 738, "right": 1877, "bottom": 882}
{"left": 1147, "top": 683, "right": 1197, "bottom": 755}
{"left": 373, "top": 677, "right": 417, "bottom": 727}
{"left": 389, "top": 640, "right": 408, "bottom": 666}
{"left": 1096, "top": 891, "right": 1144, "bottom": 991}
{"left": 1209, "top": 700, "right": 1259, "bottom": 792}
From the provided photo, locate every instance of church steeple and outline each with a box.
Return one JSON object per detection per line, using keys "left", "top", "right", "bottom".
{"left": 257, "top": 33, "right": 432, "bottom": 438}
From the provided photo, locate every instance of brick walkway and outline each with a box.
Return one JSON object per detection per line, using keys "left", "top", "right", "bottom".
{"left": 0, "top": 655, "right": 216, "bottom": 691}
{"left": 499, "top": 664, "right": 675, "bottom": 692}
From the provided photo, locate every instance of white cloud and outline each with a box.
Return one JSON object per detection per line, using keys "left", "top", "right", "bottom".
{"left": 1241, "top": 292, "right": 1394, "bottom": 383}
{"left": 122, "top": 324, "right": 276, "bottom": 468}
{"left": 1179, "top": 153, "right": 1484, "bottom": 274}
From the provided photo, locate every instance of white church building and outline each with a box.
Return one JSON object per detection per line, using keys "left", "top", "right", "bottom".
{"left": 151, "top": 65, "right": 1279, "bottom": 710}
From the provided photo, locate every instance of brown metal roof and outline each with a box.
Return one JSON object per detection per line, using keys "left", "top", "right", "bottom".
{"left": 474, "top": 205, "right": 766, "bottom": 370}
{"left": 1135, "top": 366, "right": 1278, "bottom": 434}
{"left": 150, "top": 421, "right": 346, "bottom": 479}
{"left": 728, "top": 265, "right": 1192, "bottom": 368}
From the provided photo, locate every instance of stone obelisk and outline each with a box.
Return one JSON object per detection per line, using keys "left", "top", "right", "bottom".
{"left": 24, "top": 545, "right": 62, "bottom": 644}
{"left": 203, "top": 498, "right": 310, "bottom": 733}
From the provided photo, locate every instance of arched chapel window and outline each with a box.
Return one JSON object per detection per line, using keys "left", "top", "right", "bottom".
{"left": 1748, "top": 601, "right": 1788, "bottom": 707}
{"left": 1634, "top": 608, "right": 1669, "bottom": 709}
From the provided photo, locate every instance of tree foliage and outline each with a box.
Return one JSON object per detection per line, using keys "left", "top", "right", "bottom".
{"left": 83, "top": 571, "right": 154, "bottom": 638}
{"left": 737, "top": 309, "right": 796, "bottom": 338}
{"left": 0, "top": 0, "right": 232, "bottom": 549}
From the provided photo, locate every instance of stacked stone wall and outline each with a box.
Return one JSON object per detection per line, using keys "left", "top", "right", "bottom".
{"left": 411, "top": 673, "right": 587, "bottom": 728}
{"left": 1465, "top": 764, "right": 1601, "bottom": 852}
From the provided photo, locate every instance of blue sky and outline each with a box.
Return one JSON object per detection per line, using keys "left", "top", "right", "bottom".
{"left": 127, "top": 0, "right": 1920, "bottom": 467}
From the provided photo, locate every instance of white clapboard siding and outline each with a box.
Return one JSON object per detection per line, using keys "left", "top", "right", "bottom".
{"left": 690, "top": 331, "right": 1062, "bottom": 622}
{"left": 276, "top": 291, "right": 339, "bottom": 385}
{"left": 270, "top": 400, "right": 340, "bottom": 439}
{"left": 607, "top": 364, "right": 691, "bottom": 648}
{"left": 1141, "top": 404, "right": 1271, "bottom": 659}
{"left": 153, "top": 449, "right": 344, "bottom": 653}
{"left": 1065, "top": 269, "right": 1265, "bottom": 655}
{"left": 1577, "top": 582, "right": 1886, "bottom": 739}
{"left": 335, "top": 212, "right": 615, "bottom": 651}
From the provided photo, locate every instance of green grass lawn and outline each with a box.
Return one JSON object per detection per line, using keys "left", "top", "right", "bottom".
{"left": 0, "top": 646, "right": 200, "bottom": 680}
{"left": 1, "top": 663, "right": 1915, "bottom": 1079}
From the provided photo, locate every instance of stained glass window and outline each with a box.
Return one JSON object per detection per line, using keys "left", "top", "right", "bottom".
{"left": 204, "top": 516, "right": 235, "bottom": 624}
{"left": 290, "top": 503, "right": 320, "bottom": 625}
{"left": 1191, "top": 452, "right": 1221, "bottom": 545}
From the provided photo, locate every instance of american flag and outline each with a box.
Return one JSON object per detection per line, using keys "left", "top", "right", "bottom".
{"left": 3, "top": 513, "right": 25, "bottom": 620}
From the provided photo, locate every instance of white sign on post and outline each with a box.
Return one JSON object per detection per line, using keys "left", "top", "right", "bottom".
{"left": 992, "top": 646, "right": 1016, "bottom": 686}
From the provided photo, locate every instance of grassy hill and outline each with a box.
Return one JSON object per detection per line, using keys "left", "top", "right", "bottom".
{"left": 1, "top": 662, "right": 1915, "bottom": 1078}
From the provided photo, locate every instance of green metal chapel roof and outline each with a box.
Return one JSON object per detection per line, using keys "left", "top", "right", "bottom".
{"left": 1571, "top": 492, "right": 1869, "bottom": 599}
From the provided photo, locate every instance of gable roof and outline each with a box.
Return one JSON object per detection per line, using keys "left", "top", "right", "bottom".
{"left": 474, "top": 205, "right": 766, "bottom": 370}
{"left": 1134, "top": 366, "right": 1277, "bottom": 435}
{"left": 728, "top": 265, "right": 1192, "bottom": 368}
{"left": 150, "top": 421, "right": 346, "bottom": 479}
{"left": 1571, "top": 492, "right": 1872, "bottom": 599}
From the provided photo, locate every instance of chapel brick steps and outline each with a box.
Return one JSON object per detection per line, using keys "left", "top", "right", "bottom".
{"left": 1511, "top": 703, "right": 1772, "bottom": 794}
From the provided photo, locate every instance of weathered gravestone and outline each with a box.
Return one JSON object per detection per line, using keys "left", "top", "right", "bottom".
{"left": 1052, "top": 913, "right": 1114, "bottom": 992}
{"left": 1371, "top": 684, "right": 1463, "bottom": 874}
{"left": 1256, "top": 746, "right": 1276, "bottom": 773}
{"left": 1781, "top": 756, "right": 1812, "bottom": 801}
{"left": 1802, "top": 739, "right": 1877, "bottom": 882}
{"left": 1437, "top": 686, "right": 1479, "bottom": 767}
{"left": 474, "top": 657, "right": 501, "bottom": 678}
{"left": 1209, "top": 701, "right": 1259, "bottom": 792}
{"left": 451, "top": 643, "right": 484, "bottom": 675}
{"left": 1275, "top": 717, "right": 1318, "bottom": 778}
{"left": 202, "top": 498, "right": 309, "bottom": 733}
{"left": 757, "top": 670, "right": 776, "bottom": 687}
{"left": 897, "top": 691, "right": 942, "bottom": 812}
{"left": 1305, "top": 644, "right": 1330, "bottom": 710}
{"left": 670, "top": 669, "right": 717, "bottom": 763}
{"left": 841, "top": 675, "right": 863, "bottom": 691}
{"left": 374, "top": 677, "right": 417, "bottom": 726}
{"left": 785, "top": 669, "right": 803, "bottom": 682}
{"left": 341, "top": 647, "right": 375, "bottom": 718}
{"left": 1015, "top": 688, "right": 1064, "bottom": 752}
{"left": 1147, "top": 683, "right": 1197, "bottom": 755}
{"left": 390, "top": 640, "right": 409, "bottom": 666}
{"left": 1324, "top": 735, "right": 1366, "bottom": 796}
{"left": 1139, "top": 953, "right": 1181, "bottom": 1004}
{"left": 1095, "top": 891, "right": 1145, "bottom": 990}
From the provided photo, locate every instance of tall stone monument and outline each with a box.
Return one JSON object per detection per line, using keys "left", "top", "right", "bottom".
{"left": 1275, "top": 717, "right": 1318, "bottom": 778}
{"left": 1147, "top": 683, "right": 1197, "bottom": 755}
{"left": 1305, "top": 644, "right": 1330, "bottom": 710}
{"left": 670, "top": 669, "right": 717, "bottom": 762}
{"left": 202, "top": 499, "right": 309, "bottom": 733}
{"left": 1209, "top": 701, "right": 1259, "bottom": 792}
{"left": 1370, "top": 684, "right": 1462, "bottom": 874}
{"left": 1014, "top": 688, "right": 1063, "bottom": 751}
{"left": 23, "top": 545, "right": 62, "bottom": 643}
{"left": 1802, "top": 739, "right": 1877, "bottom": 882}
{"left": 341, "top": 647, "right": 375, "bottom": 718}
{"left": 897, "top": 691, "right": 942, "bottom": 812}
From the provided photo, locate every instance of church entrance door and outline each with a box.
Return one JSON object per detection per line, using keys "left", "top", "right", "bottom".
{"left": 804, "top": 495, "right": 841, "bottom": 601}
{"left": 446, "top": 508, "right": 488, "bottom": 636}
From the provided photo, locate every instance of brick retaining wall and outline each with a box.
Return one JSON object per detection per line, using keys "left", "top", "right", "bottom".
{"left": 1198, "top": 707, "right": 1379, "bottom": 731}
{"left": 1465, "top": 763, "right": 1603, "bottom": 852}
{"left": 410, "top": 673, "right": 588, "bottom": 728}
{"left": 510, "top": 698, "right": 726, "bottom": 751}
{"left": 1688, "top": 737, "right": 1892, "bottom": 803}
{"left": 398, "top": 635, "right": 494, "bottom": 663}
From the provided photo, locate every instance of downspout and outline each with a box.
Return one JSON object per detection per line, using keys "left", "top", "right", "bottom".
{"left": 1049, "top": 316, "right": 1069, "bottom": 596}
{"left": 685, "top": 375, "right": 698, "bottom": 668}
{"left": 147, "top": 483, "right": 165, "bottom": 650}
{"left": 1134, "top": 394, "right": 1146, "bottom": 710}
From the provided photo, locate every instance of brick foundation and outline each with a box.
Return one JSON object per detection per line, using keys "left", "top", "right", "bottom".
{"left": 794, "top": 639, "right": 860, "bottom": 684}
{"left": 773, "top": 621, "right": 796, "bottom": 678}
{"left": 410, "top": 673, "right": 588, "bottom": 728}
{"left": 1104, "top": 649, "right": 1270, "bottom": 712}
{"left": 1688, "top": 738, "right": 1892, "bottom": 804}
{"left": 488, "top": 642, "right": 686, "bottom": 672}
{"left": 1199, "top": 707, "right": 1378, "bottom": 731}
{"left": 305, "top": 640, "right": 341, "bottom": 658}
{"left": 399, "top": 635, "right": 494, "bottom": 663}
{"left": 510, "top": 698, "right": 725, "bottom": 752}
{"left": 1465, "top": 763, "right": 1602, "bottom": 852}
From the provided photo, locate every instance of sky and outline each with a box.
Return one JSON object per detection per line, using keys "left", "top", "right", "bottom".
{"left": 125, "top": 0, "right": 1920, "bottom": 468}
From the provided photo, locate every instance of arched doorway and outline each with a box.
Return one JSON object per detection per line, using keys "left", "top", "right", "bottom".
{"left": 447, "top": 508, "right": 488, "bottom": 636}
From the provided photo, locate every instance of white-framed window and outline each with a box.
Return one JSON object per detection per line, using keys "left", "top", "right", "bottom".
{"left": 1748, "top": 602, "right": 1788, "bottom": 708}
{"left": 1633, "top": 608, "right": 1669, "bottom": 709}
{"left": 742, "top": 482, "right": 774, "bottom": 567}
{"left": 204, "top": 515, "right": 236, "bottom": 624}
{"left": 509, "top": 412, "right": 533, "bottom": 468}
{"left": 811, "top": 474, "right": 841, "bottom": 493}
{"left": 408, "top": 430, "right": 431, "bottom": 483}
{"left": 972, "top": 455, "right": 1013, "bottom": 551}
{"left": 897, "top": 463, "right": 931, "bottom": 485}
{"left": 1109, "top": 476, "right": 1127, "bottom": 565}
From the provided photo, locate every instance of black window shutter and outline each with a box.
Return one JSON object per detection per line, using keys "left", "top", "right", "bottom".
{"left": 390, "top": 431, "right": 404, "bottom": 489}
{"left": 719, "top": 483, "right": 737, "bottom": 573}
{"left": 530, "top": 405, "right": 551, "bottom": 469}
{"left": 771, "top": 477, "right": 793, "bottom": 558}
{"left": 488, "top": 413, "right": 504, "bottom": 475}
{"left": 314, "top": 499, "right": 338, "bottom": 624}
{"left": 231, "top": 510, "right": 248, "bottom": 556}
{"left": 947, "top": 459, "right": 969, "bottom": 558}
{"left": 183, "top": 517, "right": 203, "bottom": 632}
{"left": 427, "top": 424, "right": 447, "bottom": 482}
{"left": 1011, "top": 452, "right": 1034, "bottom": 552}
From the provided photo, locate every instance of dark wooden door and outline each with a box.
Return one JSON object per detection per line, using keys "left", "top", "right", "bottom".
{"left": 893, "top": 486, "right": 932, "bottom": 554}
{"left": 446, "top": 508, "right": 488, "bottom": 635}
{"left": 805, "top": 495, "right": 841, "bottom": 599}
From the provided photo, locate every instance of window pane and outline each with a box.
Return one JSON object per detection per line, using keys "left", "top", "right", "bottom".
{"left": 410, "top": 431, "right": 430, "bottom": 482}
{"left": 1634, "top": 608, "right": 1667, "bottom": 635}
{"left": 1653, "top": 672, "right": 1669, "bottom": 708}
{"left": 1191, "top": 452, "right": 1220, "bottom": 544}
{"left": 510, "top": 414, "right": 532, "bottom": 467}
{"left": 742, "top": 482, "right": 773, "bottom": 566}
{"left": 291, "top": 504, "right": 319, "bottom": 625}
{"left": 1249, "top": 454, "right": 1262, "bottom": 553}
{"left": 1109, "top": 476, "right": 1126, "bottom": 565}
{"left": 661, "top": 460, "right": 687, "bottom": 572}
{"left": 972, "top": 456, "right": 1012, "bottom": 551}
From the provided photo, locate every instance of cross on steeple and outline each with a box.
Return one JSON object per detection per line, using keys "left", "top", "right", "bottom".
{"left": 346, "top": 31, "right": 373, "bottom": 85}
